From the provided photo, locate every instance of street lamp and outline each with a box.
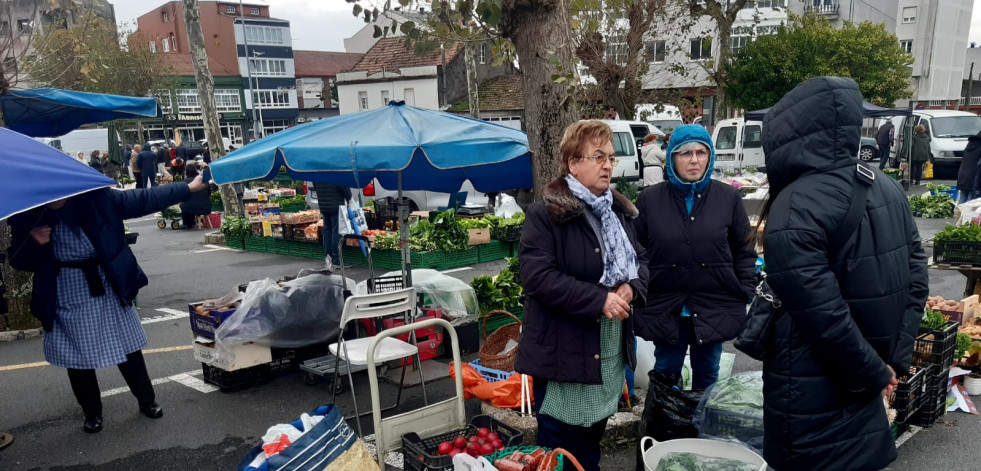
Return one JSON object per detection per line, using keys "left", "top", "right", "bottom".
{"left": 252, "top": 50, "right": 265, "bottom": 138}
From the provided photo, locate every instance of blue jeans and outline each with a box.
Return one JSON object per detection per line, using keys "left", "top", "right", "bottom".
{"left": 653, "top": 317, "right": 723, "bottom": 390}
{"left": 958, "top": 190, "right": 978, "bottom": 204}
{"left": 321, "top": 211, "right": 340, "bottom": 263}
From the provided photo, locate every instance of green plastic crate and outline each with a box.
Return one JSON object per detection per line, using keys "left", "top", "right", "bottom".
{"left": 224, "top": 235, "right": 245, "bottom": 250}
{"left": 510, "top": 241, "right": 520, "bottom": 257}
{"left": 280, "top": 203, "right": 306, "bottom": 213}
{"left": 244, "top": 235, "right": 268, "bottom": 253}
{"left": 440, "top": 246, "right": 479, "bottom": 269}
{"left": 478, "top": 240, "right": 511, "bottom": 263}
{"left": 290, "top": 240, "right": 324, "bottom": 259}
{"left": 267, "top": 238, "right": 290, "bottom": 255}
{"left": 411, "top": 250, "right": 444, "bottom": 269}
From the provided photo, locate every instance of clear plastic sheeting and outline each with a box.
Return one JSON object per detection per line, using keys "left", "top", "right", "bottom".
{"left": 354, "top": 269, "right": 478, "bottom": 323}
{"left": 215, "top": 274, "right": 354, "bottom": 348}
{"left": 654, "top": 451, "right": 762, "bottom": 471}
{"left": 693, "top": 371, "right": 765, "bottom": 455}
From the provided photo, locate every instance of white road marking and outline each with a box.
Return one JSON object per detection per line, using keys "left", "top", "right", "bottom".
{"left": 192, "top": 245, "right": 233, "bottom": 254}
{"left": 100, "top": 369, "right": 218, "bottom": 397}
{"left": 141, "top": 308, "right": 189, "bottom": 325}
{"left": 439, "top": 267, "right": 472, "bottom": 274}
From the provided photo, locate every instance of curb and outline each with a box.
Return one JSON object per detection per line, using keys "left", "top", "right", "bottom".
{"left": 0, "top": 328, "right": 43, "bottom": 342}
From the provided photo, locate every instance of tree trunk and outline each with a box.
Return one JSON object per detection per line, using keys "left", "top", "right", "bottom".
{"left": 713, "top": 19, "right": 732, "bottom": 123}
{"left": 503, "top": 0, "right": 580, "bottom": 199}
{"left": 181, "top": 0, "right": 243, "bottom": 219}
{"left": 465, "top": 43, "right": 480, "bottom": 118}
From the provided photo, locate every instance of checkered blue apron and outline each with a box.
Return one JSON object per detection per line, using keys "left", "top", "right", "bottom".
{"left": 43, "top": 223, "right": 147, "bottom": 370}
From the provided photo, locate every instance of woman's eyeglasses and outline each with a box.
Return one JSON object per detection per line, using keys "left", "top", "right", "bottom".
{"left": 581, "top": 152, "right": 618, "bottom": 166}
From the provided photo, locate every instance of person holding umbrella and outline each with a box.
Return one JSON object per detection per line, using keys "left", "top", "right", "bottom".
{"left": 7, "top": 170, "right": 210, "bottom": 434}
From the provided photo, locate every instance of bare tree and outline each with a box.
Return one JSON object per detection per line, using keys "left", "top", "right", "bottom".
{"left": 180, "top": 0, "right": 243, "bottom": 218}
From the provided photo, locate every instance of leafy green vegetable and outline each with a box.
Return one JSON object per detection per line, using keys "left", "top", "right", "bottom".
{"left": 614, "top": 176, "right": 639, "bottom": 203}
{"left": 926, "top": 183, "right": 953, "bottom": 192}
{"left": 908, "top": 194, "right": 954, "bottom": 218}
{"left": 220, "top": 216, "right": 251, "bottom": 238}
{"left": 210, "top": 191, "right": 223, "bottom": 206}
{"left": 507, "top": 256, "right": 520, "bottom": 280}
{"left": 935, "top": 224, "right": 981, "bottom": 242}
{"left": 430, "top": 209, "right": 469, "bottom": 251}
{"left": 922, "top": 308, "right": 948, "bottom": 331}
{"left": 494, "top": 269, "right": 523, "bottom": 309}
{"left": 271, "top": 194, "right": 306, "bottom": 206}
{"left": 408, "top": 219, "right": 439, "bottom": 251}
{"left": 957, "top": 333, "right": 973, "bottom": 361}
{"left": 458, "top": 217, "right": 492, "bottom": 229}
{"left": 372, "top": 233, "right": 400, "bottom": 250}
{"left": 470, "top": 275, "right": 504, "bottom": 313}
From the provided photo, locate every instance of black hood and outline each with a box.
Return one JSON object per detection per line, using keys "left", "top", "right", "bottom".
{"left": 763, "top": 77, "right": 863, "bottom": 194}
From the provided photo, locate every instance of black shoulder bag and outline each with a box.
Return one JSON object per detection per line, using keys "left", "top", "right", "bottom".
{"left": 735, "top": 163, "right": 875, "bottom": 361}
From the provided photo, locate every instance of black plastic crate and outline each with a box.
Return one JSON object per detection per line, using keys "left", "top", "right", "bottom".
{"left": 912, "top": 321, "right": 959, "bottom": 372}
{"left": 911, "top": 368, "right": 949, "bottom": 428}
{"left": 491, "top": 224, "right": 523, "bottom": 242}
{"left": 402, "top": 415, "right": 523, "bottom": 471}
{"left": 368, "top": 275, "right": 405, "bottom": 294}
{"left": 889, "top": 365, "right": 931, "bottom": 425}
{"left": 934, "top": 240, "right": 981, "bottom": 266}
{"left": 201, "top": 363, "right": 272, "bottom": 392}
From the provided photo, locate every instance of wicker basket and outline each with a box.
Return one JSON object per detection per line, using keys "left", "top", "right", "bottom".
{"left": 479, "top": 310, "right": 522, "bottom": 372}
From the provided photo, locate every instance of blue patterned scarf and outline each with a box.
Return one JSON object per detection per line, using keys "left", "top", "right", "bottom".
{"left": 565, "top": 174, "right": 639, "bottom": 288}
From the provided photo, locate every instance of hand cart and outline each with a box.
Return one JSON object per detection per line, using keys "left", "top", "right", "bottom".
{"left": 298, "top": 234, "right": 407, "bottom": 391}
{"left": 157, "top": 206, "right": 182, "bottom": 230}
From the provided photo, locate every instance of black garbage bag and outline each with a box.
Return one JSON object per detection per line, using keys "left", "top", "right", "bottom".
{"left": 636, "top": 370, "right": 705, "bottom": 471}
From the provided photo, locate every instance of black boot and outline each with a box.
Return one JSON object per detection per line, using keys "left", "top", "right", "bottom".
{"left": 139, "top": 402, "right": 163, "bottom": 419}
{"left": 83, "top": 415, "right": 103, "bottom": 433}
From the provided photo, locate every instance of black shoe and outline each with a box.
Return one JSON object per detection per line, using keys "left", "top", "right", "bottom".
{"left": 83, "top": 415, "right": 103, "bottom": 434}
{"left": 139, "top": 402, "right": 163, "bottom": 419}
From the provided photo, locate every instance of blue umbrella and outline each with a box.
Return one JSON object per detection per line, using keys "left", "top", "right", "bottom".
{"left": 0, "top": 127, "right": 117, "bottom": 220}
{"left": 209, "top": 101, "right": 532, "bottom": 193}
{"left": 1, "top": 88, "right": 160, "bottom": 138}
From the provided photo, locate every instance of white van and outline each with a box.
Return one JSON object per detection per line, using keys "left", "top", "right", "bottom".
{"left": 596, "top": 119, "right": 663, "bottom": 185}
{"left": 37, "top": 128, "right": 112, "bottom": 162}
{"left": 895, "top": 110, "right": 981, "bottom": 174}
{"left": 711, "top": 118, "right": 765, "bottom": 173}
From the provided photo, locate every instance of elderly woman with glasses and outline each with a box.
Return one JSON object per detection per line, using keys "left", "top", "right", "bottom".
{"left": 515, "top": 120, "right": 649, "bottom": 471}
{"left": 633, "top": 124, "right": 757, "bottom": 398}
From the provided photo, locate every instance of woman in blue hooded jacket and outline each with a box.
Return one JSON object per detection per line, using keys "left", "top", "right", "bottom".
{"left": 632, "top": 124, "right": 757, "bottom": 391}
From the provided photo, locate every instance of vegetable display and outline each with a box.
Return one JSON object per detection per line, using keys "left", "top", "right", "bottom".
{"left": 470, "top": 267, "right": 523, "bottom": 314}
{"left": 271, "top": 194, "right": 306, "bottom": 206}
{"left": 435, "top": 428, "right": 504, "bottom": 458}
{"left": 926, "top": 183, "right": 954, "bottom": 193}
{"left": 935, "top": 224, "right": 981, "bottom": 242}
{"left": 430, "top": 209, "right": 470, "bottom": 251}
{"left": 921, "top": 307, "right": 948, "bottom": 331}
{"left": 908, "top": 194, "right": 954, "bottom": 218}
{"left": 220, "top": 216, "right": 251, "bottom": 238}
{"left": 956, "top": 333, "right": 973, "bottom": 361}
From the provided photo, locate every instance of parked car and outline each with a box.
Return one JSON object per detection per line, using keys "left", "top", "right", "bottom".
{"left": 711, "top": 117, "right": 765, "bottom": 173}
{"left": 894, "top": 110, "right": 981, "bottom": 175}
{"left": 859, "top": 137, "right": 879, "bottom": 162}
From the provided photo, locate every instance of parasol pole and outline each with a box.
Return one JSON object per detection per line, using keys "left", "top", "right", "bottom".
{"left": 399, "top": 170, "right": 412, "bottom": 287}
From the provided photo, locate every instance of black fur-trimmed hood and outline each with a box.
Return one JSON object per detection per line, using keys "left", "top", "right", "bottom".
{"left": 541, "top": 178, "right": 639, "bottom": 224}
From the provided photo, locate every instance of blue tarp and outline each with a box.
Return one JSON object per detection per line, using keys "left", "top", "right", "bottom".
{"left": 1, "top": 88, "right": 160, "bottom": 138}
{"left": 210, "top": 101, "right": 532, "bottom": 193}
{"left": 0, "top": 127, "right": 117, "bottom": 220}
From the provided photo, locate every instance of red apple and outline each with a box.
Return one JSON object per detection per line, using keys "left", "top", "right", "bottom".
{"left": 437, "top": 441, "right": 453, "bottom": 455}
{"left": 466, "top": 442, "right": 480, "bottom": 456}
{"left": 453, "top": 436, "right": 467, "bottom": 449}
{"left": 480, "top": 443, "right": 495, "bottom": 455}
{"left": 491, "top": 439, "right": 503, "bottom": 449}
{"left": 486, "top": 432, "right": 500, "bottom": 442}
{"left": 477, "top": 427, "right": 491, "bottom": 438}
{"left": 448, "top": 449, "right": 461, "bottom": 458}
{"left": 469, "top": 436, "right": 480, "bottom": 443}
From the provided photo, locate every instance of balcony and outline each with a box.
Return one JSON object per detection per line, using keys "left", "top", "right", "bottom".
{"left": 804, "top": 1, "right": 839, "bottom": 18}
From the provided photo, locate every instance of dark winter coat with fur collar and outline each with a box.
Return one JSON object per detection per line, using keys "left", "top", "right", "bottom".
{"left": 514, "top": 178, "right": 649, "bottom": 385}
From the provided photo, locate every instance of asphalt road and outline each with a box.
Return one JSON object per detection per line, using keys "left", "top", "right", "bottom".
{"left": 0, "top": 180, "right": 978, "bottom": 470}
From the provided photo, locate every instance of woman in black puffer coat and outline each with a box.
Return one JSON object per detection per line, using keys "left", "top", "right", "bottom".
{"left": 760, "top": 77, "right": 929, "bottom": 471}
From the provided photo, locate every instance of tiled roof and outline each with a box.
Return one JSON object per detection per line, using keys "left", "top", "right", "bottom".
{"left": 349, "top": 37, "right": 462, "bottom": 74}
{"left": 450, "top": 75, "right": 524, "bottom": 112}
{"left": 293, "top": 50, "right": 364, "bottom": 77}
{"left": 157, "top": 53, "right": 238, "bottom": 76}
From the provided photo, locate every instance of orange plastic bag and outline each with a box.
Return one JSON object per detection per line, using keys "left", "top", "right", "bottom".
{"left": 448, "top": 362, "right": 533, "bottom": 409}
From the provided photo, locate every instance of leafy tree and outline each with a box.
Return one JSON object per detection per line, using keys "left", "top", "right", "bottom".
{"left": 727, "top": 13, "right": 913, "bottom": 110}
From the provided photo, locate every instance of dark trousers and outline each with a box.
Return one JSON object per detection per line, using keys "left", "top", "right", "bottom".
{"left": 911, "top": 160, "right": 924, "bottom": 184}
{"left": 66, "top": 350, "right": 155, "bottom": 419}
{"left": 139, "top": 173, "right": 156, "bottom": 188}
{"left": 182, "top": 211, "right": 197, "bottom": 230}
{"left": 533, "top": 378, "right": 607, "bottom": 471}
{"left": 653, "top": 317, "right": 723, "bottom": 391}
{"left": 134, "top": 173, "right": 143, "bottom": 188}
{"left": 878, "top": 144, "right": 891, "bottom": 170}
{"left": 320, "top": 211, "right": 341, "bottom": 263}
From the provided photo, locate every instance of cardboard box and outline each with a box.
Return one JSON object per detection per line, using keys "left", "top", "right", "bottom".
{"left": 188, "top": 302, "right": 238, "bottom": 340}
{"left": 193, "top": 340, "right": 272, "bottom": 371}
{"left": 467, "top": 228, "right": 490, "bottom": 246}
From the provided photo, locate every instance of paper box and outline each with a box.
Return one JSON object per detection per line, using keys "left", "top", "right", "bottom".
{"left": 467, "top": 228, "right": 490, "bottom": 246}
{"left": 188, "top": 302, "right": 238, "bottom": 340}
{"left": 193, "top": 340, "right": 272, "bottom": 372}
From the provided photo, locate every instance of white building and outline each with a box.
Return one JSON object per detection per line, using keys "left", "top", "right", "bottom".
{"left": 896, "top": 0, "right": 974, "bottom": 107}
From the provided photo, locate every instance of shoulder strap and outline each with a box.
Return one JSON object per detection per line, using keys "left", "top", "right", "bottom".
{"left": 828, "top": 163, "right": 874, "bottom": 254}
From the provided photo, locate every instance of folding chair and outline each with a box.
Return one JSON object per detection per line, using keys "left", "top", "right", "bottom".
{"left": 328, "top": 287, "right": 428, "bottom": 437}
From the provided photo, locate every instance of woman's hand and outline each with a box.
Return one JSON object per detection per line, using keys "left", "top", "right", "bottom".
{"left": 187, "top": 174, "right": 208, "bottom": 192}
{"left": 30, "top": 226, "right": 52, "bottom": 245}
{"left": 614, "top": 283, "right": 634, "bottom": 303}
{"left": 603, "top": 291, "right": 631, "bottom": 320}
{"left": 880, "top": 365, "right": 898, "bottom": 398}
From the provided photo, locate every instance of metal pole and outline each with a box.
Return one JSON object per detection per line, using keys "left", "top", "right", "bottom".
{"left": 398, "top": 171, "right": 412, "bottom": 287}
{"left": 239, "top": 0, "right": 261, "bottom": 141}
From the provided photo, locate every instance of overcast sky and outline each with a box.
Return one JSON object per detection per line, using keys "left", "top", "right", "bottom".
{"left": 115, "top": 0, "right": 981, "bottom": 51}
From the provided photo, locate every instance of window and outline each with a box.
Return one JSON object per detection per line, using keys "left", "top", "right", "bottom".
{"left": 358, "top": 91, "right": 368, "bottom": 110}
{"left": 148, "top": 40, "right": 157, "bottom": 53}
{"left": 161, "top": 11, "right": 169, "bottom": 23}
{"left": 245, "top": 26, "right": 285, "bottom": 45}
{"left": 249, "top": 58, "right": 288, "bottom": 76}
{"left": 610, "top": 132, "right": 634, "bottom": 156}
{"left": 715, "top": 127, "right": 737, "bottom": 150}
{"left": 605, "top": 32, "right": 628, "bottom": 64}
{"left": 381, "top": 90, "right": 390, "bottom": 105}
{"left": 250, "top": 7, "right": 260, "bottom": 15}
{"left": 645, "top": 40, "right": 667, "bottom": 63}
{"left": 743, "top": 125, "right": 762, "bottom": 148}
{"left": 16, "top": 19, "right": 31, "bottom": 35}
{"left": 162, "top": 38, "right": 170, "bottom": 53}
{"left": 169, "top": 33, "right": 177, "bottom": 53}
{"left": 690, "top": 37, "right": 711, "bottom": 61}
{"left": 214, "top": 89, "right": 242, "bottom": 112}
{"left": 152, "top": 89, "right": 172, "bottom": 113}
{"left": 902, "top": 6, "right": 916, "bottom": 23}
{"left": 748, "top": 0, "right": 785, "bottom": 7}
{"left": 478, "top": 43, "right": 487, "bottom": 64}
{"left": 900, "top": 40, "right": 913, "bottom": 54}
{"left": 176, "top": 89, "right": 201, "bottom": 113}
{"left": 730, "top": 26, "right": 751, "bottom": 54}
{"left": 262, "top": 119, "right": 291, "bottom": 135}
{"left": 226, "top": 5, "right": 237, "bottom": 14}
{"left": 253, "top": 90, "right": 292, "bottom": 109}
{"left": 404, "top": 88, "right": 415, "bottom": 106}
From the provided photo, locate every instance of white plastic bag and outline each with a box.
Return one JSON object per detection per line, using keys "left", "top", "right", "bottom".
{"left": 338, "top": 205, "right": 354, "bottom": 235}
{"left": 494, "top": 194, "right": 523, "bottom": 218}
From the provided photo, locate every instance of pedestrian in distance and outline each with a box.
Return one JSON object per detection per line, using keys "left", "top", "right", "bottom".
{"left": 515, "top": 120, "right": 648, "bottom": 471}
{"left": 875, "top": 118, "right": 895, "bottom": 170}
{"left": 958, "top": 130, "right": 981, "bottom": 203}
{"left": 640, "top": 133, "right": 666, "bottom": 188}
{"left": 156, "top": 144, "right": 172, "bottom": 181}
{"left": 130, "top": 144, "right": 142, "bottom": 187}
{"left": 910, "top": 125, "right": 932, "bottom": 186}
{"left": 136, "top": 143, "right": 157, "bottom": 188}
{"left": 314, "top": 182, "right": 352, "bottom": 270}
{"left": 6, "top": 173, "right": 211, "bottom": 434}
{"left": 180, "top": 164, "right": 212, "bottom": 230}
{"left": 758, "top": 76, "right": 928, "bottom": 471}
{"left": 88, "top": 150, "right": 103, "bottom": 174}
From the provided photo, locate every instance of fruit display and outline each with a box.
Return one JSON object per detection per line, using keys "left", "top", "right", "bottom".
{"left": 435, "top": 428, "right": 504, "bottom": 458}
